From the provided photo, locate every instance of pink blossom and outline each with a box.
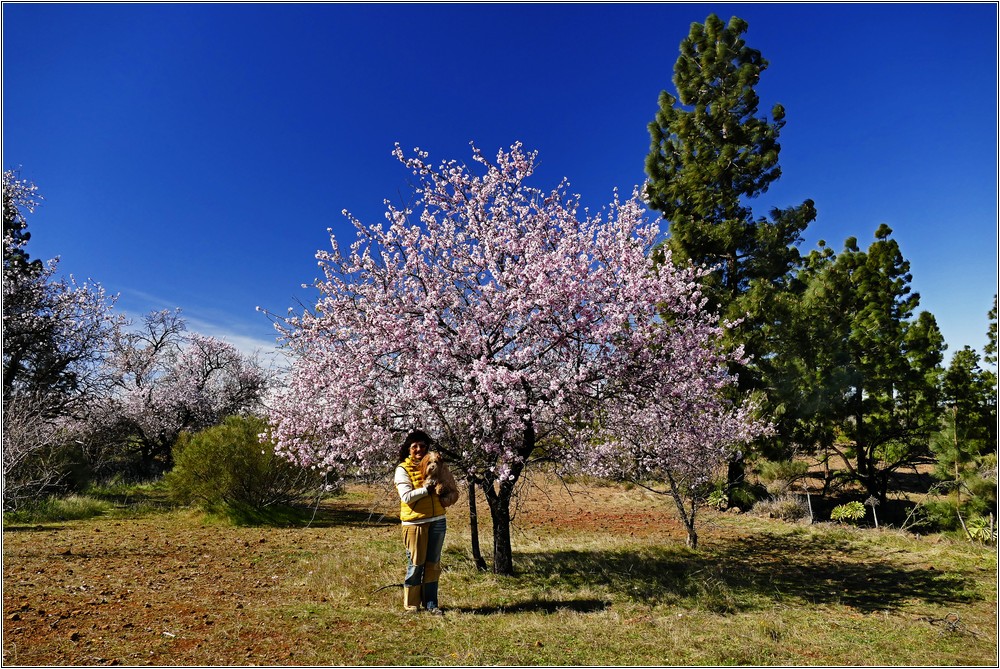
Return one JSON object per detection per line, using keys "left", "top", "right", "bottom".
{"left": 266, "top": 143, "right": 766, "bottom": 490}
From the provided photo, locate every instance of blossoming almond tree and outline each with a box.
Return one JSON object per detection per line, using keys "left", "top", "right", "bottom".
{"left": 3, "top": 170, "right": 124, "bottom": 508}
{"left": 94, "top": 309, "right": 272, "bottom": 476}
{"left": 580, "top": 391, "right": 769, "bottom": 548}
{"left": 267, "top": 142, "right": 762, "bottom": 573}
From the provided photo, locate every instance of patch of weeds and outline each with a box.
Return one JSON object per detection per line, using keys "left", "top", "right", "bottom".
{"left": 85, "top": 477, "right": 176, "bottom": 517}
{"left": 753, "top": 495, "right": 810, "bottom": 521}
{"left": 3, "top": 494, "right": 112, "bottom": 524}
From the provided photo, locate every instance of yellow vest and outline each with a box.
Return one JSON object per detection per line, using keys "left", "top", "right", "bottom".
{"left": 399, "top": 457, "right": 445, "bottom": 522}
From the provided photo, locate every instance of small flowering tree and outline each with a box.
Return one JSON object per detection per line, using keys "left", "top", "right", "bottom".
{"left": 580, "top": 392, "right": 769, "bottom": 548}
{"left": 268, "top": 142, "right": 762, "bottom": 573}
{"left": 94, "top": 309, "right": 272, "bottom": 476}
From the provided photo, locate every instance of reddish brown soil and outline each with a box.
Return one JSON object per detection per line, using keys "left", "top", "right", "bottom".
{"left": 3, "top": 512, "right": 344, "bottom": 665}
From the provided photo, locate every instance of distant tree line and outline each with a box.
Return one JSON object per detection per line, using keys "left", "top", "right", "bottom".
{"left": 2, "top": 170, "right": 273, "bottom": 511}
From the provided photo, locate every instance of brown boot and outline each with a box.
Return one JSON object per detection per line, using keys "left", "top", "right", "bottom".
{"left": 403, "top": 584, "right": 422, "bottom": 612}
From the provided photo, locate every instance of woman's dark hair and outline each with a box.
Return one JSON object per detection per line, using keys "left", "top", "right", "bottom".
{"left": 398, "top": 429, "right": 433, "bottom": 461}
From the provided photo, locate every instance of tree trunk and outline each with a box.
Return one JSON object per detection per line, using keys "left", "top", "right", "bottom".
{"left": 476, "top": 420, "right": 536, "bottom": 576}
{"left": 665, "top": 471, "right": 698, "bottom": 549}
{"left": 855, "top": 442, "right": 869, "bottom": 487}
{"left": 726, "top": 458, "right": 745, "bottom": 493}
{"left": 485, "top": 485, "right": 515, "bottom": 575}
{"left": 851, "top": 387, "right": 889, "bottom": 503}
{"left": 859, "top": 467, "right": 890, "bottom": 505}
{"left": 137, "top": 439, "right": 159, "bottom": 479}
{"left": 480, "top": 469, "right": 522, "bottom": 575}
{"left": 467, "top": 476, "right": 488, "bottom": 572}
{"left": 821, "top": 446, "right": 832, "bottom": 497}
{"left": 954, "top": 406, "right": 962, "bottom": 506}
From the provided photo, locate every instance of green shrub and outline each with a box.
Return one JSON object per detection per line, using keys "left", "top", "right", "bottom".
{"left": 967, "top": 515, "right": 997, "bottom": 544}
{"left": 914, "top": 496, "right": 997, "bottom": 537}
{"left": 830, "top": 501, "right": 866, "bottom": 524}
{"left": 916, "top": 500, "right": 959, "bottom": 532}
{"left": 962, "top": 491, "right": 995, "bottom": 521}
{"left": 164, "top": 416, "right": 328, "bottom": 514}
{"left": 728, "top": 481, "right": 768, "bottom": 511}
{"left": 966, "top": 475, "right": 998, "bottom": 509}
{"left": 706, "top": 488, "right": 729, "bottom": 510}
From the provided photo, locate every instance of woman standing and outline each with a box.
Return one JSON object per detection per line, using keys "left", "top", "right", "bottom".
{"left": 394, "top": 429, "right": 447, "bottom": 615}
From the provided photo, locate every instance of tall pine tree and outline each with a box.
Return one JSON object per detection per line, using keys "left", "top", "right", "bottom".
{"left": 646, "top": 14, "right": 815, "bottom": 317}
{"left": 645, "top": 14, "right": 816, "bottom": 486}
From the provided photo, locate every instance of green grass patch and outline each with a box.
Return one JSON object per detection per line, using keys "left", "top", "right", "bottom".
{"left": 283, "top": 486, "right": 996, "bottom": 665}
{"left": 86, "top": 477, "right": 179, "bottom": 516}
{"left": 3, "top": 494, "right": 113, "bottom": 524}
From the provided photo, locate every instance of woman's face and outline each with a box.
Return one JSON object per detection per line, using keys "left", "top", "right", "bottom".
{"left": 409, "top": 441, "right": 428, "bottom": 461}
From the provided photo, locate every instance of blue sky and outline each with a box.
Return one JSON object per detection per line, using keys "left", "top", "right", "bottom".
{"left": 3, "top": 3, "right": 997, "bottom": 364}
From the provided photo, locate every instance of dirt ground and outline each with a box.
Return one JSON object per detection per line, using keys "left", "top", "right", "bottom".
{"left": 0, "top": 485, "right": 435, "bottom": 668}
{"left": 4, "top": 514, "right": 312, "bottom": 665}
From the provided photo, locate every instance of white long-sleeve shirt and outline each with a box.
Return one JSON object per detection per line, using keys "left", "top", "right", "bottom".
{"left": 394, "top": 465, "right": 444, "bottom": 525}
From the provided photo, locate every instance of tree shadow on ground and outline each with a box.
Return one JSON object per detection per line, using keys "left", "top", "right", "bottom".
{"left": 515, "top": 532, "right": 982, "bottom": 614}
{"left": 298, "top": 505, "right": 398, "bottom": 529}
{"left": 453, "top": 598, "right": 610, "bottom": 616}
{"left": 707, "top": 532, "right": 978, "bottom": 612}
{"left": 890, "top": 469, "right": 938, "bottom": 494}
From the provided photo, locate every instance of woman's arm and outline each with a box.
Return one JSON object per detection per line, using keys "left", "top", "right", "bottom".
{"left": 395, "top": 465, "right": 429, "bottom": 505}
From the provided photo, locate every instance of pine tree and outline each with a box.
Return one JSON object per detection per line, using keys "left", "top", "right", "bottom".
{"left": 789, "top": 226, "right": 945, "bottom": 501}
{"left": 645, "top": 14, "right": 815, "bottom": 319}
{"left": 644, "top": 14, "right": 816, "bottom": 485}
{"left": 985, "top": 295, "right": 998, "bottom": 367}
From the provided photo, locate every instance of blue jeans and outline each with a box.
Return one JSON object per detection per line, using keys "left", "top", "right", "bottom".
{"left": 402, "top": 517, "right": 447, "bottom": 609}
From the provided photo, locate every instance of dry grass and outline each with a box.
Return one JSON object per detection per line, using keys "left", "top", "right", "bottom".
{"left": 3, "top": 473, "right": 997, "bottom": 666}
